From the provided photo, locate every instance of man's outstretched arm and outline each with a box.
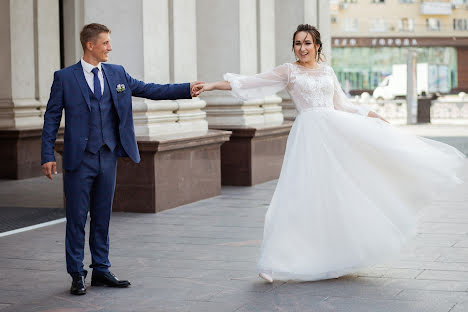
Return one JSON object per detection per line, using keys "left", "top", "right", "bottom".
{"left": 125, "top": 70, "right": 202, "bottom": 100}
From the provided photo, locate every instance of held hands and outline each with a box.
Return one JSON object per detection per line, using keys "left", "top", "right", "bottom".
{"left": 42, "top": 161, "right": 57, "bottom": 180}
{"left": 190, "top": 81, "right": 231, "bottom": 97}
{"left": 190, "top": 81, "right": 205, "bottom": 97}
{"left": 190, "top": 82, "right": 213, "bottom": 96}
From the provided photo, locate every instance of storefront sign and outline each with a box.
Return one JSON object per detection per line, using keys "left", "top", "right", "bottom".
{"left": 332, "top": 37, "right": 468, "bottom": 47}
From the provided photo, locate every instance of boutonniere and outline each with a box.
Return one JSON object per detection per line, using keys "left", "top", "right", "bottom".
{"left": 116, "top": 84, "right": 125, "bottom": 93}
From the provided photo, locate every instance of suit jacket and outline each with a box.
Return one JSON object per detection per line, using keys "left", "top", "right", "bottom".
{"left": 41, "top": 61, "right": 191, "bottom": 171}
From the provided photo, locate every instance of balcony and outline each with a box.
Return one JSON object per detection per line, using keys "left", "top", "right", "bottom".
{"left": 451, "top": 0, "right": 467, "bottom": 8}
{"left": 420, "top": 1, "right": 452, "bottom": 15}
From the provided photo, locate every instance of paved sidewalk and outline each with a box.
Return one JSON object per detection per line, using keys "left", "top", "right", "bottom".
{"left": 0, "top": 175, "right": 63, "bottom": 209}
{"left": 1, "top": 165, "right": 468, "bottom": 312}
{"left": 0, "top": 175, "right": 64, "bottom": 233}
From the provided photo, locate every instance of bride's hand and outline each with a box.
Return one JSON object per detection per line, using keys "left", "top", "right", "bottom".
{"left": 191, "top": 82, "right": 214, "bottom": 96}
{"left": 368, "top": 111, "right": 389, "bottom": 124}
{"left": 379, "top": 116, "right": 390, "bottom": 124}
{"left": 200, "top": 82, "right": 217, "bottom": 92}
{"left": 192, "top": 81, "right": 232, "bottom": 95}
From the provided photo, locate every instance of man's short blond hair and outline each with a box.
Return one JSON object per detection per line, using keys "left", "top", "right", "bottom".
{"left": 80, "top": 23, "right": 111, "bottom": 51}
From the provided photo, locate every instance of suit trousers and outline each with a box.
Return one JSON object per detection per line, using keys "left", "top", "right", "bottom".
{"left": 64, "top": 145, "right": 117, "bottom": 277}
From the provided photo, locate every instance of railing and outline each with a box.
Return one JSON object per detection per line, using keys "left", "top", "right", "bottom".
{"left": 420, "top": 1, "right": 452, "bottom": 15}
{"left": 349, "top": 94, "right": 468, "bottom": 121}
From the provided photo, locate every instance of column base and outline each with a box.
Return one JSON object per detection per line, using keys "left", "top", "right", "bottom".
{"left": 211, "top": 122, "right": 293, "bottom": 186}
{"left": 113, "top": 130, "right": 231, "bottom": 213}
{"left": 0, "top": 128, "right": 63, "bottom": 179}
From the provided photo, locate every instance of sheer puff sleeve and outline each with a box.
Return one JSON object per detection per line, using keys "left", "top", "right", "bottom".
{"left": 331, "top": 67, "right": 370, "bottom": 116}
{"left": 223, "top": 63, "right": 290, "bottom": 101}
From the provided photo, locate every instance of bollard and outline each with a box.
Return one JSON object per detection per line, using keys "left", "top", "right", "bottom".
{"left": 417, "top": 95, "right": 432, "bottom": 123}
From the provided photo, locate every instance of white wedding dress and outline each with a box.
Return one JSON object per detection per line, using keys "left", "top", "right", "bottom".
{"left": 224, "top": 63, "right": 466, "bottom": 281}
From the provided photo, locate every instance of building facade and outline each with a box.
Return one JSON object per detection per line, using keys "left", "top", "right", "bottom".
{"left": 330, "top": 0, "right": 468, "bottom": 93}
{"left": 0, "top": 0, "right": 330, "bottom": 211}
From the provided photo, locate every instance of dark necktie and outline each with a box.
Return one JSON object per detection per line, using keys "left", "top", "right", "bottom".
{"left": 91, "top": 67, "right": 102, "bottom": 100}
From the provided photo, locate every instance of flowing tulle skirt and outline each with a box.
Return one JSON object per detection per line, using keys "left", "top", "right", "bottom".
{"left": 257, "top": 108, "right": 466, "bottom": 281}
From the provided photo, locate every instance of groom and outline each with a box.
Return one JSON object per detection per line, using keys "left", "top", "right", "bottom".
{"left": 41, "top": 23, "right": 201, "bottom": 295}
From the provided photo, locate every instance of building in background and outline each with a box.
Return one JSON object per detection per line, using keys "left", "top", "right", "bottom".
{"left": 0, "top": 0, "right": 330, "bottom": 212}
{"left": 330, "top": 0, "right": 468, "bottom": 94}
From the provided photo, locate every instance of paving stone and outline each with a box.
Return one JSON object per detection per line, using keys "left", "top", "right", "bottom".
{"left": 298, "top": 296, "right": 455, "bottom": 312}
{"left": 0, "top": 175, "right": 63, "bottom": 209}
{"left": 381, "top": 268, "right": 425, "bottom": 279}
{"left": 395, "top": 289, "right": 468, "bottom": 304}
{"left": 418, "top": 222, "right": 468, "bottom": 235}
{"left": 416, "top": 270, "right": 468, "bottom": 281}
{"left": 450, "top": 302, "right": 468, "bottom": 312}
{"left": 382, "top": 277, "right": 468, "bottom": 292}
{"left": 233, "top": 291, "right": 328, "bottom": 312}
{"left": 453, "top": 240, "right": 468, "bottom": 248}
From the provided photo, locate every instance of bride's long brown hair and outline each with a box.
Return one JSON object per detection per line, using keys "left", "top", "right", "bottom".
{"left": 292, "top": 24, "right": 326, "bottom": 63}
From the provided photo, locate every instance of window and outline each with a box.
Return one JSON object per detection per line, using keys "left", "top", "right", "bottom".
{"left": 331, "top": 16, "right": 338, "bottom": 24}
{"left": 399, "top": 0, "right": 414, "bottom": 3}
{"left": 452, "top": 0, "right": 467, "bottom": 7}
{"left": 370, "top": 18, "right": 387, "bottom": 32}
{"left": 371, "top": 0, "right": 385, "bottom": 3}
{"left": 398, "top": 18, "right": 414, "bottom": 32}
{"left": 426, "top": 18, "right": 441, "bottom": 31}
{"left": 344, "top": 18, "right": 358, "bottom": 32}
{"left": 453, "top": 19, "right": 468, "bottom": 31}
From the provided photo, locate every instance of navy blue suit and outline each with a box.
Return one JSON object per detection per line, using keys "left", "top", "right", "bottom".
{"left": 41, "top": 61, "right": 191, "bottom": 277}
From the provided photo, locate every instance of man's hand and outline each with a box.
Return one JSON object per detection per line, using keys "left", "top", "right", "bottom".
{"left": 190, "top": 81, "right": 205, "bottom": 97}
{"left": 42, "top": 161, "right": 57, "bottom": 180}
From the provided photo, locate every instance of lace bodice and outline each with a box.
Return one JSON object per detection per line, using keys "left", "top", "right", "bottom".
{"left": 224, "top": 63, "right": 369, "bottom": 116}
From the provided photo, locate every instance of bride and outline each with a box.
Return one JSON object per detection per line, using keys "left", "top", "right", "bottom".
{"left": 195, "top": 24, "right": 466, "bottom": 282}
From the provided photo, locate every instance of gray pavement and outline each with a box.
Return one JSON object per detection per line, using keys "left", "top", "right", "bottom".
{"left": 0, "top": 175, "right": 63, "bottom": 209}
{"left": 0, "top": 175, "right": 64, "bottom": 233}
{"left": 1, "top": 123, "right": 468, "bottom": 312}
{"left": 1, "top": 167, "right": 468, "bottom": 312}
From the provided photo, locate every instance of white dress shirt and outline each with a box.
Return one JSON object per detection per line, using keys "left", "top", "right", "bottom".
{"left": 80, "top": 58, "right": 104, "bottom": 95}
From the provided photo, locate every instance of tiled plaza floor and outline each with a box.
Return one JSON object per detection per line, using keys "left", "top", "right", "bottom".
{"left": 1, "top": 170, "right": 468, "bottom": 312}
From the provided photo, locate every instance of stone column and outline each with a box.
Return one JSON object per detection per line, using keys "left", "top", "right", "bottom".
{"left": 197, "top": 0, "right": 292, "bottom": 186}
{"left": 316, "top": 0, "right": 331, "bottom": 61}
{"left": 62, "top": 0, "right": 84, "bottom": 67}
{"left": 0, "top": 0, "right": 61, "bottom": 179}
{"left": 258, "top": 0, "right": 283, "bottom": 125}
{"left": 69, "top": 0, "right": 229, "bottom": 213}
{"left": 197, "top": 0, "right": 265, "bottom": 127}
{"left": 0, "top": 0, "right": 41, "bottom": 130}
{"left": 275, "top": 0, "right": 331, "bottom": 120}
{"left": 172, "top": 0, "right": 209, "bottom": 135}
{"left": 36, "top": 0, "right": 61, "bottom": 106}
{"left": 275, "top": 0, "right": 302, "bottom": 120}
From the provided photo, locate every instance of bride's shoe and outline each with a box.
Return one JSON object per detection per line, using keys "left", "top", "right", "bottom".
{"left": 259, "top": 272, "right": 273, "bottom": 283}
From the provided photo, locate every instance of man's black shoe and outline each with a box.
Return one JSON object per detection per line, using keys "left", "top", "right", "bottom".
{"left": 70, "top": 275, "right": 86, "bottom": 295}
{"left": 91, "top": 271, "right": 131, "bottom": 288}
